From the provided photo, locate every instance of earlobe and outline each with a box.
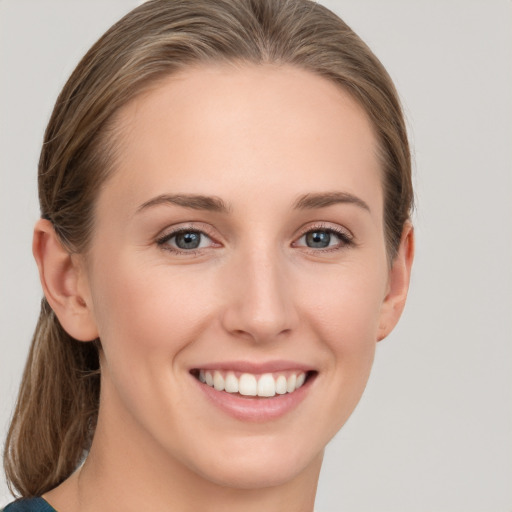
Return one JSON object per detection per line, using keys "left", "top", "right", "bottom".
{"left": 377, "top": 221, "right": 415, "bottom": 342}
{"left": 32, "top": 219, "right": 99, "bottom": 342}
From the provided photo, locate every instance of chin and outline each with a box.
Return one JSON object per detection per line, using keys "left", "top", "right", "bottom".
{"left": 183, "top": 435, "right": 324, "bottom": 490}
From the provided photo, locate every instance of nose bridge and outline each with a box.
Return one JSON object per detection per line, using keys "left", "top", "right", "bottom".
{"left": 221, "top": 240, "right": 298, "bottom": 342}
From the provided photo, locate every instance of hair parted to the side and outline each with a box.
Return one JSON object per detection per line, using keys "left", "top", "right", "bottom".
{"left": 4, "top": 0, "right": 413, "bottom": 498}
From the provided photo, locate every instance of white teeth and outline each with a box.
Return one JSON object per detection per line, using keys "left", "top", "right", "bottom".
{"left": 213, "top": 371, "right": 225, "bottom": 391}
{"left": 276, "top": 375, "right": 287, "bottom": 395}
{"left": 198, "top": 370, "right": 309, "bottom": 397}
{"left": 257, "top": 373, "right": 276, "bottom": 397}
{"left": 224, "top": 371, "right": 239, "bottom": 393}
{"left": 286, "top": 374, "right": 296, "bottom": 393}
{"left": 295, "top": 372, "right": 306, "bottom": 389}
{"left": 239, "top": 373, "right": 257, "bottom": 396}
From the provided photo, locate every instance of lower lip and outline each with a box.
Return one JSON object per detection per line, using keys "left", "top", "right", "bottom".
{"left": 194, "top": 374, "right": 315, "bottom": 422}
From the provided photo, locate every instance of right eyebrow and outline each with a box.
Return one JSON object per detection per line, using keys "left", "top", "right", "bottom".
{"left": 136, "top": 194, "right": 232, "bottom": 214}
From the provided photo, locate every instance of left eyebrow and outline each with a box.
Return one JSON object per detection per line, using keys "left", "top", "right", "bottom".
{"left": 292, "top": 191, "right": 371, "bottom": 213}
{"left": 136, "top": 193, "right": 232, "bottom": 214}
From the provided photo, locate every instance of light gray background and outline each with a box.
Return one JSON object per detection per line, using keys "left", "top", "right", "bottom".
{"left": 1, "top": 1, "right": 511, "bottom": 510}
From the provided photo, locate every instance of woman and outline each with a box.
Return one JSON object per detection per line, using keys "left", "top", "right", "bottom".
{"left": 2, "top": 0, "right": 414, "bottom": 510}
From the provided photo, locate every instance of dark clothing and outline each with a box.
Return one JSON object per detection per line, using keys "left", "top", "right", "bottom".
{"left": 2, "top": 498, "right": 57, "bottom": 512}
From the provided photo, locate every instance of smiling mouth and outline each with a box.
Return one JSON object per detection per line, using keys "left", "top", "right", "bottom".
{"left": 190, "top": 369, "right": 316, "bottom": 398}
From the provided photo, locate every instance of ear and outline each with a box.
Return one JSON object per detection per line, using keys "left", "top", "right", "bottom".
{"left": 32, "top": 219, "right": 99, "bottom": 342}
{"left": 377, "top": 221, "right": 414, "bottom": 342}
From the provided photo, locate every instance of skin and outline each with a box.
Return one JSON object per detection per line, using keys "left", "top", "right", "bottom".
{"left": 34, "top": 64, "right": 413, "bottom": 512}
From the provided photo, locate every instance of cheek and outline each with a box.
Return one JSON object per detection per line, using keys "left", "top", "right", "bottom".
{"left": 297, "top": 260, "right": 387, "bottom": 422}
{"left": 88, "top": 254, "right": 217, "bottom": 369}
{"left": 86, "top": 254, "right": 221, "bottom": 434}
{"left": 300, "top": 261, "right": 387, "bottom": 346}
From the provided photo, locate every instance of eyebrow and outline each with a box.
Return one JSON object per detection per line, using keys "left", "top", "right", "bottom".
{"left": 292, "top": 191, "right": 371, "bottom": 212}
{"left": 136, "top": 191, "right": 370, "bottom": 214}
{"left": 137, "top": 194, "right": 231, "bottom": 214}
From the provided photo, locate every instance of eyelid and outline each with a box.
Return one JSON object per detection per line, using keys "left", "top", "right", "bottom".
{"left": 296, "top": 221, "right": 353, "bottom": 238}
{"left": 155, "top": 221, "right": 355, "bottom": 256}
{"left": 292, "top": 222, "right": 355, "bottom": 251}
{"left": 156, "top": 223, "right": 221, "bottom": 254}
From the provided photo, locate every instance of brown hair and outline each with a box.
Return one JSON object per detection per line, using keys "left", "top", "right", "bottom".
{"left": 4, "top": 0, "right": 413, "bottom": 498}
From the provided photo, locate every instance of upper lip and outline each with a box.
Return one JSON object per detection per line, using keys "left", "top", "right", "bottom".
{"left": 190, "top": 360, "right": 316, "bottom": 374}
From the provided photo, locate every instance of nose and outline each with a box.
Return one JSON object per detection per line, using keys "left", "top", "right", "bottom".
{"left": 220, "top": 247, "right": 299, "bottom": 343}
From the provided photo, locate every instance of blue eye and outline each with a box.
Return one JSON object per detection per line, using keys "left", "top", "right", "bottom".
{"left": 174, "top": 231, "right": 202, "bottom": 250}
{"left": 158, "top": 229, "right": 213, "bottom": 253}
{"left": 157, "top": 224, "right": 353, "bottom": 256}
{"left": 305, "top": 230, "right": 332, "bottom": 248}
{"left": 296, "top": 226, "right": 353, "bottom": 251}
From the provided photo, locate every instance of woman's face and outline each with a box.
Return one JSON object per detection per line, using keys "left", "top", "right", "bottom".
{"left": 77, "top": 64, "right": 407, "bottom": 488}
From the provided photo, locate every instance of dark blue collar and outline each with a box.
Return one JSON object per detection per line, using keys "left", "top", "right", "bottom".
{"left": 3, "top": 497, "right": 57, "bottom": 512}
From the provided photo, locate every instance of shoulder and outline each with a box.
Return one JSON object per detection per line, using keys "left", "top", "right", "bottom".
{"left": 2, "top": 498, "right": 57, "bottom": 512}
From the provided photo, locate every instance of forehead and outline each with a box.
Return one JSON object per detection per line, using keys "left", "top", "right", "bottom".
{"left": 102, "top": 63, "right": 382, "bottom": 219}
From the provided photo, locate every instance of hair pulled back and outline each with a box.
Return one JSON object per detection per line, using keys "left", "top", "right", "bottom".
{"left": 4, "top": 0, "right": 412, "bottom": 498}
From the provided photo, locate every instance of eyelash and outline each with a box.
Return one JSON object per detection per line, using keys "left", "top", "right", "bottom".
{"left": 156, "top": 224, "right": 217, "bottom": 256}
{"left": 156, "top": 223, "right": 355, "bottom": 256}
{"left": 294, "top": 224, "right": 355, "bottom": 254}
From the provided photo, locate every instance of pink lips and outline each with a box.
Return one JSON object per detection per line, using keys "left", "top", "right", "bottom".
{"left": 194, "top": 360, "right": 315, "bottom": 374}
{"left": 191, "top": 360, "right": 317, "bottom": 422}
